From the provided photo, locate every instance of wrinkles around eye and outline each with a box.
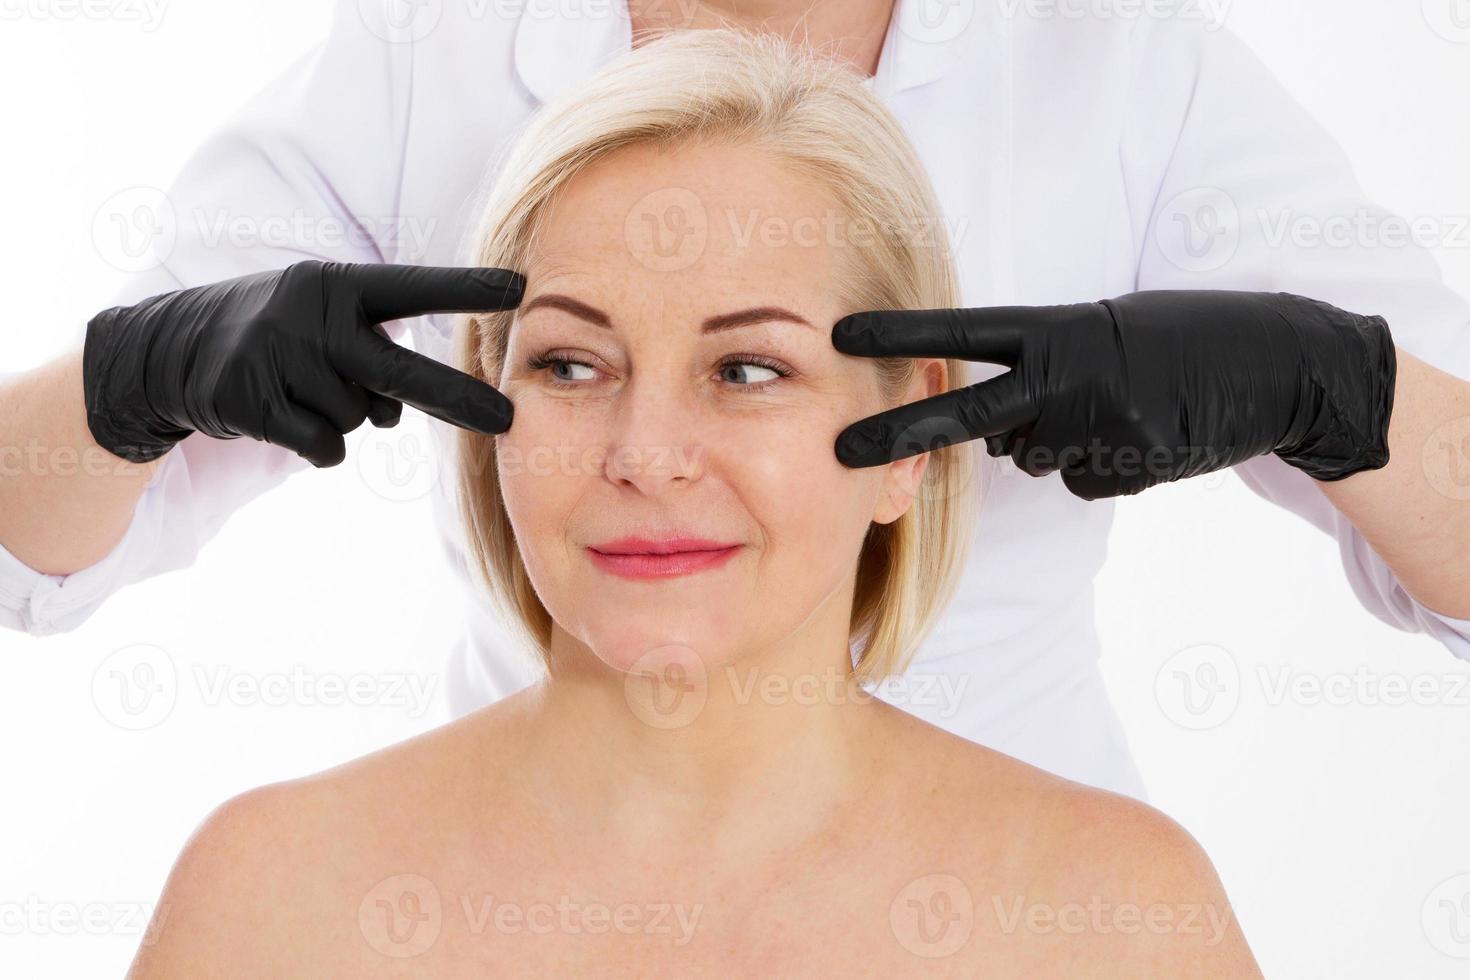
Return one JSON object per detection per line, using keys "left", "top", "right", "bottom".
{"left": 523, "top": 348, "right": 797, "bottom": 391}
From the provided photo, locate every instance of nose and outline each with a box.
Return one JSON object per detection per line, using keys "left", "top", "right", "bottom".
{"left": 602, "top": 375, "right": 706, "bottom": 495}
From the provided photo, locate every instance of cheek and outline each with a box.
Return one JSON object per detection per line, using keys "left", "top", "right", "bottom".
{"left": 493, "top": 392, "right": 595, "bottom": 561}
{"left": 710, "top": 398, "right": 887, "bottom": 556}
{"left": 496, "top": 376, "right": 888, "bottom": 549}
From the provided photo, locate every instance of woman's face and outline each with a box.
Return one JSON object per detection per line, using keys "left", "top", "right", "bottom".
{"left": 494, "top": 138, "right": 942, "bottom": 677}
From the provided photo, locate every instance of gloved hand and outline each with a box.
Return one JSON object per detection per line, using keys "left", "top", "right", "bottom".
{"left": 830, "top": 290, "right": 1396, "bottom": 499}
{"left": 83, "top": 260, "right": 524, "bottom": 466}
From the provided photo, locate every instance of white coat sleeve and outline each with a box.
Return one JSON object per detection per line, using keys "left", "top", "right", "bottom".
{"left": 0, "top": 0, "right": 416, "bottom": 636}
{"left": 1120, "top": 15, "right": 1470, "bottom": 658}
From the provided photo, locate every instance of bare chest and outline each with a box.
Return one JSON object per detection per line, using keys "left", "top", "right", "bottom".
{"left": 304, "top": 835, "right": 1036, "bottom": 977}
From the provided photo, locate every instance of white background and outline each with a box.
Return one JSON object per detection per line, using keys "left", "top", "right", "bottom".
{"left": 2, "top": 0, "right": 1468, "bottom": 976}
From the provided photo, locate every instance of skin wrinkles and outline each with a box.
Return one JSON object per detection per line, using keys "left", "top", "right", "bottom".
{"left": 492, "top": 138, "right": 938, "bottom": 694}
{"left": 505, "top": 285, "right": 858, "bottom": 415}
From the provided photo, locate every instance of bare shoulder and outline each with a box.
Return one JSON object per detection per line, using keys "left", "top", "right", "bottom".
{"left": 124, "top": 773, "right": 346, "bottom": 978}
{"left": 874, "top": 705, "right": 1262, "bottom": 977}
{"left": 126, "top": 693, "right": 536, "bottom": 978}
{"left": 1019, "top": 777, "right": 1263, "bottom": 977}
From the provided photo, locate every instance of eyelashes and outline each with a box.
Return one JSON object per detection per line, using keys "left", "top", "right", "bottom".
{"left": 524, "top": 349, "right": 796, "bottom": 393}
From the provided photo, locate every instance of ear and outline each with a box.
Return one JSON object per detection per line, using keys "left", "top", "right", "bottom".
{"left": 871, "top": 359, "right": 948, "bottom": 526}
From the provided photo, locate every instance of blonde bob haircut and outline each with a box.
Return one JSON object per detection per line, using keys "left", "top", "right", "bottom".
{"left": 455, "top": 26, "right": 976, "bottom": 686}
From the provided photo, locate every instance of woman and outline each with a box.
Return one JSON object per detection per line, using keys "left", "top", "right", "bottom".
{"left": 128, "top": 29, "right": 1260, "bottom": 976}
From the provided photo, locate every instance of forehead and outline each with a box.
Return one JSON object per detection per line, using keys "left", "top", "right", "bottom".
{"left": 524, "top": 139, "right": 847, "bottom": 316}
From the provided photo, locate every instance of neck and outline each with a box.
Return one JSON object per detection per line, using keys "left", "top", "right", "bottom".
{"left": 510, "top": 584, "right": 884, "bottom": 854}
{"left": 627, "top": 0, "right": 897, "bottom": 78}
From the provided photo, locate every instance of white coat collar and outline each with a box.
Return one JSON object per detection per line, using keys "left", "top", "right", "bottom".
{"left": 512, "top": 0, "right": 961, "bottom": 106}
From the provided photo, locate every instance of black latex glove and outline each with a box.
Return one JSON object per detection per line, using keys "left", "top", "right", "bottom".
{"left": 83, "top": 260, "right": 524, "bottom": 466}
{"left": 830, "top": 290, "right": 1396, "bottom": 499}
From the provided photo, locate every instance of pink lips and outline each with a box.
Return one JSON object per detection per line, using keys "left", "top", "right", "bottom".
{"left": 586, "top": 537, "right": 743, "bottom": 580}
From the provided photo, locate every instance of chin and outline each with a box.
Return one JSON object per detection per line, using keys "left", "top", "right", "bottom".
{"left": 553, "top": 583, "right": 748, "bottom": 672}
{"left": 586, "top": 630, "right": 720, "bottom": 679}
{"left": 551, "top": 608, "right": 739, "bottom": 684}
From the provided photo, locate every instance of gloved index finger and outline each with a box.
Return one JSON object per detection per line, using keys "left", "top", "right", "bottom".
{"left": 335, "top": 326, "right": 514, "bottom": 435}
{"left": 834, "top": 372, "right": 1036, "bottom": 468}
{"left": 832, "top": 303, "right": 1105, "bottom": 364}
{"left": 339, "top": 263, "right": 526, "bottom": 324}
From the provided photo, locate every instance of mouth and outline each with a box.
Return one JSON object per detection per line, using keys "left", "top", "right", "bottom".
{"left": 586, "top": 537, "right": 744, "bottom": 580}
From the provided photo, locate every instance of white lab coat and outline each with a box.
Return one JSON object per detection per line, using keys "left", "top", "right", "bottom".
{"left": 5, "top": 0, "right": 1470, "bottom": 800}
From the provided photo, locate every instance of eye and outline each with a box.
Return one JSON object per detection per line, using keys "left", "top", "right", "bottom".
{"left": 550, "top": 360, "right": 595, "bottom": 384}
{"left": 717, "top": 355, "right": 792, "bottom": 390}
{"left": 525, "top": 350, "right": 794, "bottom": 392}
{"left": 524, "top": 350, "right": 602, "bottom": 390}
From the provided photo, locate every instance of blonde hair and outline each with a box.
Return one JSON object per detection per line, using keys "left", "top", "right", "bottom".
{"left": 454, "top": 26, "right": 976, "bottom": 685}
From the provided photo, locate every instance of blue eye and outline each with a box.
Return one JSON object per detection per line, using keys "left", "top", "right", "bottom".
{"left": 524, "top": 353, "right": 596, "bottom": 389}
{"left": 547, "top": 358, "right": 596, "bottom": 384}
{"left": 526, "top": 351, "right": 794, "bottom": 391}
{"left": 718, "top": 356, "right": 790, "bottom": 389}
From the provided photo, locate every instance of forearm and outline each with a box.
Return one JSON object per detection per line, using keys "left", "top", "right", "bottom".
{"left": 1317, "top": 347, "right": 1470, "bottom": 619}
{"left": 0, "top": 346, "right": 164, "bottom": 575}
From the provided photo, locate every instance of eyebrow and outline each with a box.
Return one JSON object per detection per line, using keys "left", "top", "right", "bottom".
{"left": 518, "top": 293, "right": 815, "bottom": 333}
